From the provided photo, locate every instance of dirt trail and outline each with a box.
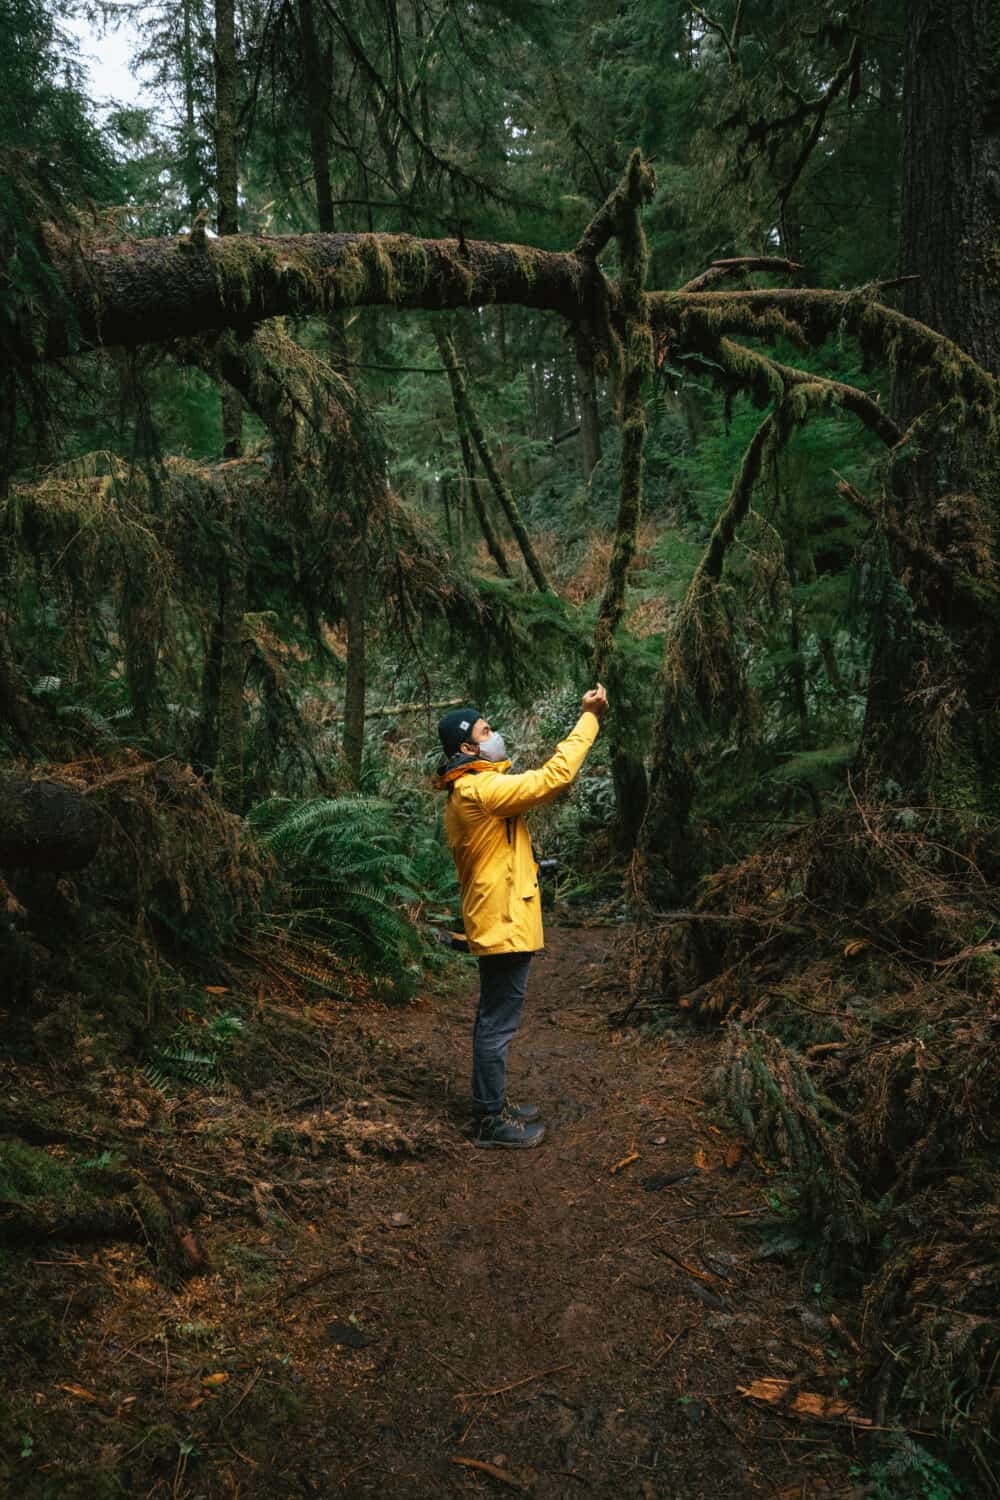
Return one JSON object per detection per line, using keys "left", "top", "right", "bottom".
{"left": 305, "top": 927, "right": 861, "bottom": 1499}
{"left": 3, "top": 927, "right": 869, "bottom": 1498}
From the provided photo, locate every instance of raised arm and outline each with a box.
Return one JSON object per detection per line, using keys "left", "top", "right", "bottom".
{"left": 468, "top": 700, "right": 605, "bottom": 818}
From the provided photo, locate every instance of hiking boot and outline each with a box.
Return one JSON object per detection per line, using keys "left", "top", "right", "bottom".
{"left": 474, "top": 1105, "right": 546, "bottom": 1149}
{"left": 505, "top": 1099, "right": 541, "bottom": 1123}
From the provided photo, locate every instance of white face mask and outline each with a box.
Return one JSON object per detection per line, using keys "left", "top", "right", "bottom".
{"left": 477, "top": 730, "right": 507, "bottom": 762}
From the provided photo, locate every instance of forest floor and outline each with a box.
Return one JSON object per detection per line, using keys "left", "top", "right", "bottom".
{"left": 2, "top": 925, "right": 891, "bottom": 1499}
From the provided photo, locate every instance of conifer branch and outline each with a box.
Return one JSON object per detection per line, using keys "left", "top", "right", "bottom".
{"left": 434, "top": 330, "right": 548, "bottom": 592}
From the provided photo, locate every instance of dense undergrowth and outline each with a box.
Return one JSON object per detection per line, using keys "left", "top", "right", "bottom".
{"left": 629, "top": 799, "right": 1000, "bottom": 1484}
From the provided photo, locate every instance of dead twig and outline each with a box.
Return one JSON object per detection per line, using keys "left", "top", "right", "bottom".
{"left": 277, "top": 1259, "right": 354, "bottom": 1302}
{"left": 451, "top": 1456, "right": 527, "bottom": 1490}
{"left": 653, "top": 1246, "right": 717, "bottom": 1284}
{"left": 220, "top": 1364, "right": 263, "bottom": 1427}
{"left": 456, "top": 1363, "right": 572, "bottom": 1401}
{"left": 653, "top": 1327, "right": 687, "bottom": 1364}
{"left": 457, "top": 1398, "right": 489, "bottom": 1445}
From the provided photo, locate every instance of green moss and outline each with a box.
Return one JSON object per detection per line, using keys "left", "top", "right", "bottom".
{"left": 930, "top": 736, "right": 1000, "bottom": 817}
{"left": 512, "top": 245, "right": 539, "bottom": 287}
{"left": 0, "top": 1141, "right": 75, "bottom": 1203}
{"left": 380, "top": 234, "right": 429, "bottom": 297}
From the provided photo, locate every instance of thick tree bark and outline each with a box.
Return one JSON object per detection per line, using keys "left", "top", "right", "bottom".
{"left": 33, "top": 232, "right": 593, "bottom": 359}
{"left": 857, "top": 0, "right": 1000, "bottom": 803}
{"left": 0, "top": 774, "right": 101, "bottom": 870}
{"left": 898, "top": 0, "right": 1000, "bottom": 373}
{"left": 24, "top": 209, "right": 999, "bottom": 434}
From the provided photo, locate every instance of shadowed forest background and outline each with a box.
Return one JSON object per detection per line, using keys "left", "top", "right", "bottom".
{"left": 2, "top": 0, "right": 1000, "bottom": 1494}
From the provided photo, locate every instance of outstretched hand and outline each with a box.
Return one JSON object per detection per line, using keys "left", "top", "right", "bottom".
{"left": 581, "top": 683, "right": 609, "bottom": 719}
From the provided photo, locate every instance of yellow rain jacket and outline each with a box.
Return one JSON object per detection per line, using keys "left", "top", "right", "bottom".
{"left": 437, "top": 711, "right": 601, "bottom": 956}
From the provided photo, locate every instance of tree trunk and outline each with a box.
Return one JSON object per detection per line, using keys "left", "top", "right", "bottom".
{"left": 591, "top": 150, "right": 655, "bottom": 856}
{"left": 435, "top": 330, "right": 511, "bottom": 577}
{"left": 213, "top": 518, "right": 248, "bottom": 811}
{"left": 180, "top": 0, "right": 202, "bottom": 222}
{"left": 214, "top": 0, "right": 243, "bottom": 458}
{"left": 299, "top": 0, "right": 336, "bottom": 235}
{"left": 341, "top": 527, "right": 368, "bottom": 788}
{"left": 28, "top": 231, "right": 598, "bottom": 358}
{"left": 898, "top": 0, "right": 1000, "bottom": 373}
{"left": 857, "top": 0, "right": 1000, "bottom": 804}
{"left": 574, "top": 332, "right": 602, "bottom": 481}
{"left": 435, "top": 330, "right": 545, "bottom": 587}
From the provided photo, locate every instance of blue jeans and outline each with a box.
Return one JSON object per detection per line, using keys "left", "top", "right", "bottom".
{"left": 472, "top": 952, "right": 533, "bottom": 1116}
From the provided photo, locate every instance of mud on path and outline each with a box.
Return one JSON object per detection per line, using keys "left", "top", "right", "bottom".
{"left": 2, "top": 928, "right": 870, "bottom": 1498}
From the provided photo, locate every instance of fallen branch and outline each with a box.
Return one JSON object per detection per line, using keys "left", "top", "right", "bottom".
{"left": 325, "top": 697, "right": 464, "bottom": 722}
{"left": 679, "top": 256, "right": 804, "bottom": 293}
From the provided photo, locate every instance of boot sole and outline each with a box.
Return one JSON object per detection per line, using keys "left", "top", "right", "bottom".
{"left": 473, "top": 1127, "right": 546, "bottom": 1149}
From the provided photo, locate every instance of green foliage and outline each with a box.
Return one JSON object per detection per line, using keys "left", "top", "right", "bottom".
{"left": 0, "top": 1141, "right": 76, "bottom": 1204}
{"left": 850, "top": 1437, "right": 964, "bottom": 1500}
{"left": 247, "top": 793, "right": 456, "bottom": 997}
{"left": 143, "top": 1011, "right": 244, "bottom": 1093}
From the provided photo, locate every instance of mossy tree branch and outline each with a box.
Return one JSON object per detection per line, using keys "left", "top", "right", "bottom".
{"left": 592, "top": 149, "right": 656, "bottom": 673}
{"left": 678, "top": 256, "right": 804, "bottom": 293}
{"left": 587, "top": 149, "right": 656, "bottom": 853}
{"left": 635, "top": 363, "right": 916, "bottom": 906}
{"left": 21, "top": 214, "right": 999, "bottom": 450}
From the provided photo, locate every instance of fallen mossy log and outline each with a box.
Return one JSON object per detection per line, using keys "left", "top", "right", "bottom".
{"left": 0, "top": 773, "right": 101, "bottom": 870}
{"left": 0, "top": 1139, "right": 207, "bottom": 1276}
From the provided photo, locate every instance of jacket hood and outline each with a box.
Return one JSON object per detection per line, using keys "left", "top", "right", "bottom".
{"left": 434, "top": 752, "right": 512, "bottom": 789}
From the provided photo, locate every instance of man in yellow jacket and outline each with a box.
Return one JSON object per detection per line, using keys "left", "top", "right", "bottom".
{"left": 435, "top": 685, "right": 609, "bottom": 1148}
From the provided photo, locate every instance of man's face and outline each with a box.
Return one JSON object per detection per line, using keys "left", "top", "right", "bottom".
{"left": 465, "top": 717, "right": 490, "bottom": 753}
